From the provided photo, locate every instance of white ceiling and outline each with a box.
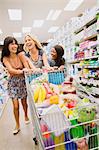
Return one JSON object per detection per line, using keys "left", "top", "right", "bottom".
{"left": 0, "top": 0, "right": 97, "bottom": 44}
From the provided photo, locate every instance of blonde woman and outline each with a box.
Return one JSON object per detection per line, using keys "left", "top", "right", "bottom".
{"left": 24, "top": 35, "right": 51, "bottom": 69}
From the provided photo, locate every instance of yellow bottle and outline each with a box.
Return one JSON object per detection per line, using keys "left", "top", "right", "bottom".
{"left": 54, "top": 134, "right": 65, "bottom": 150}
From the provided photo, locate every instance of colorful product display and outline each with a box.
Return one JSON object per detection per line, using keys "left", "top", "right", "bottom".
{"left": 46, "top": 6, "right": 98, "bottom": 101}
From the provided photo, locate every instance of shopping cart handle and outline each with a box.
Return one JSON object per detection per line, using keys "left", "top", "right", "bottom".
{"left": 53, "top": 66, "right": 58, "bottom": 70}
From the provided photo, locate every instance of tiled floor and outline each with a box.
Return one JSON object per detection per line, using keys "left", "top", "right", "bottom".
{"left": 0, "top": 100, "right": 39, "bottom": 150}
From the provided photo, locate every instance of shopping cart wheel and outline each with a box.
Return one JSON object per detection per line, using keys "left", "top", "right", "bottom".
{"left": 33, "top": 137, "right": 38, "bottom": 145}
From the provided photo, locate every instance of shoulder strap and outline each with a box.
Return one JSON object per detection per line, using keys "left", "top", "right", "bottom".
{"left": 39, "top": 49, "right": 44, "bottom": 56}
{"left": 26, "top": 52, "right": 30, "bottom": 57}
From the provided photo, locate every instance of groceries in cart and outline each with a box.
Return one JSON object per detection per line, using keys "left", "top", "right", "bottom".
{"left": 25, "top": 69, "right": 99, "bottom": 150}
{"left": 30, "top": 73, "right": 60, "bottom": 107}
{"left": 41, "top": 105, "right": 70, "bottom": 136}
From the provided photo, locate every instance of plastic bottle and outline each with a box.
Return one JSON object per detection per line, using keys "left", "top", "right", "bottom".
{"left": 88, "top": 123, "right": 98, "bottom": 149}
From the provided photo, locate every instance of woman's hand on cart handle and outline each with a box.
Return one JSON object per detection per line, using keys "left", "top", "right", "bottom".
{"left": 31, "top": 68, "right": 42, "bottom": 73}
{"left": 53, "top": 66, "right": 58, "bottom": 70}
{"left": 58, "top": 65, "right": 65, "bottom": 71}
{"left": 47, "top": 66, "right": 55, "bottom": 71}
{"left": 23, "top": 68, "right": 32, "bottom": 75}
{"left": 43, "top": 66, "right": 55, "bottom": 71}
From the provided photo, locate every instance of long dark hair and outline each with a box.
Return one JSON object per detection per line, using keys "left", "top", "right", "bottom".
{"left": 1, "top": 36, "right": 19, "bottom": 62}
{"left": 53, "top": 45, "right": 65, "bottom": 67}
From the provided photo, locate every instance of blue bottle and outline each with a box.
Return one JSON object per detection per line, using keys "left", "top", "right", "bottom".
{"left": 64, "top": 131, "right": 77, "bottom": 150}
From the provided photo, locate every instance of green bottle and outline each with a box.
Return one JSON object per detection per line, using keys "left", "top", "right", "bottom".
{"left": 70, "top": 119, "right": 84, "bottom": 139}
{"left": 88, "top": 123, "right": 98, "bottom": 149}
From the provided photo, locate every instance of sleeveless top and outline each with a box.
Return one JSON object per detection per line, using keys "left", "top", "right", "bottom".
{"left": 48, "top": 57, "right": 65, "bottom": 67}
{"left": 26, "top": 49, "right": 44, "bottom": 68}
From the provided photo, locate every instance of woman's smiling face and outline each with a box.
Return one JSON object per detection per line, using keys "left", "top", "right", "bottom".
{"left": 25, "top": 36, "right": 35, "bottom": 51}
{"left": 8, "top": 40, "right": 18, "bottom": 54}
{"left": 51, "top": 48, "right": 57, "bottom": 60}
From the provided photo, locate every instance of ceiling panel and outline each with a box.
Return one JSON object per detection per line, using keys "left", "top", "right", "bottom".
{"left": 0, "top": 0, "right": 97, "bottom": 43}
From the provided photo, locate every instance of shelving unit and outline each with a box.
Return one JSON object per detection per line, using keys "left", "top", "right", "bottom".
{"left": 46, "top": 6, "right": 98, "bottom": 99}
{"left": 74, "top": 16, "right": 97, "bottom": 34}
{"left": 0, "top": 63, "right": 8, "bottom": 118}
{"left": 67, "top": 8, "right": 98, "bottom": 100}
{"left": 68, "top": 55, "right": 99, "bottom": 64}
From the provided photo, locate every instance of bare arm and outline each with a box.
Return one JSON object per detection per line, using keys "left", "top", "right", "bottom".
{"left": 42, "top": 53, "right": 50, "bottom": 67}
{"left": 18, "top": 52, "right": 30, "bottom": 69}
{"left": 3, "top": 57, "right": 23, "bottom": 75}
{"left": 18, "top": 52, "right": 36, "bottom": 70}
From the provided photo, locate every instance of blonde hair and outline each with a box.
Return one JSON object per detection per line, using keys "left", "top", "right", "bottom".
{"left": 24, "top": 34, "right": 43, "bottom": 52}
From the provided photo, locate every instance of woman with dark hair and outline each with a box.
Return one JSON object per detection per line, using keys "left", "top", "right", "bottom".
{"left": 1, "top": 36, "right": 33, "bottom": 135}
{"left": 48, "top": 45, "right": 65, "bottom": 68}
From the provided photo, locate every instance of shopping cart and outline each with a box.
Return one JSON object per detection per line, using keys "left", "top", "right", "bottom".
{"left": 25, "top": 69, "right": 99, "bottom": 150}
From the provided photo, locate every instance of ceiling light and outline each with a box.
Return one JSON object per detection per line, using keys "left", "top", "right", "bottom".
{"left": 46, "top": 10, "right": 54, "bottom": 20}
{"left": 13, "top": 32, "right": 22, "bottom": 38}
{"left": 0, "top": 41, "right": 3, "bottom": 45}
{"left": 52, "top": 10, "right": 62, "bottom": 20}
{"left": 22, "top": 27, "right": 31, "bottom": 33}
{"left": 48, "top": 26, "right": 59, "bottom": 33}
{"left": 0, "top": 29, "right": 3, "bottom": 34}
{"left": 33, "top": 20, "right": 44, "bottom": 28}
{"left": 64, "top": 0, "right": 84, "bottom": 11}
{"left": 46, "top": 10, "right": 62, "bottom": 20}
{"left": 8, "top": 9, "right": 22, "bottom": 20}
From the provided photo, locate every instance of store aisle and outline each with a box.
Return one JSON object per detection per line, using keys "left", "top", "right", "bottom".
{"left": 0, "top": 100, "right": 39, "bottom": 150}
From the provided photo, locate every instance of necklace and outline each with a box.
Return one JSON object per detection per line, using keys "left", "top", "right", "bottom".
{"left": 30, "top": 50, "right": 39, "bottom": 62}
{"left": 9, "top": 56, "right": 22, "bottom": 69}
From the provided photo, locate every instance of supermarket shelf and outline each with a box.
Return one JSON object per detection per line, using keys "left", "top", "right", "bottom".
{"left": 80, "top": 82, "right": 98, "bottom": 88}
{"left": 91, "top": 97, "right": 99, "bottom": 104}
{"left": 79, "top": 77, "right": 99, "bottom": 86}
{"left": 78, "top": 65, "right": 99, "bottom": 69}
{"left": 83, "top": 66, "right": 99, "bottom": 69}
{"left": 74, "top": 17, "right": 96, "bottom": 34}
{"left": 88, "top": 43, "right": 99, "bottom": 49}
{"left": 75, "top": 80, "right": 99, "bottom": 103}
{"left": 80, "top": 33, "right": 97, "bottom": 43}
{"left": 68, "top": 55, "right": 99, "bottom": 64}
{"left": 81, "top": 77, "right": 99, "bottom": 80}
{"left": 85, "top": 42, "right": 98, "bottom": 50}
{"left": 77, "top": 87, "right": 99, "bottom": 102}
{"left": 78, "top": 43, "right": 98, "bottom": 51}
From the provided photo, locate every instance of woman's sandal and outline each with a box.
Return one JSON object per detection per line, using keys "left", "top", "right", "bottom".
{"left": 25, "top": 120, "right": 30, "bottom": 124}
{"left": 33, "top": 137, "right": 38, "bottom": 145}
{"left": 13, "top": 128, "right": 20, "bottom": 135}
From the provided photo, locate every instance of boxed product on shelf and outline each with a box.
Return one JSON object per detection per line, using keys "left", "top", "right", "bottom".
{"left": 86, "top": 23, "right": 97, "bottom": 37}
{"left": 75, "top": 30, "right": 84, "bottom": 42}
{"left": 80, "top": 40, "right": 89, "bottom": 50}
